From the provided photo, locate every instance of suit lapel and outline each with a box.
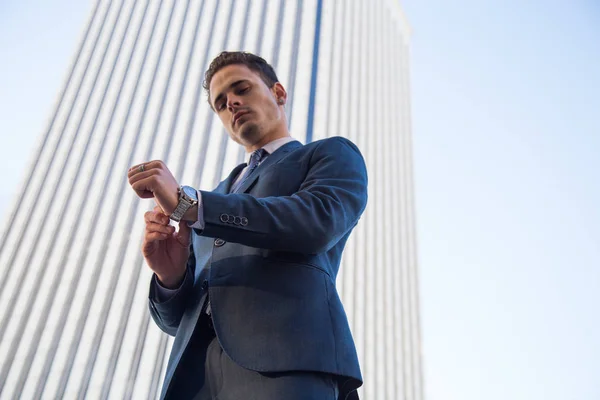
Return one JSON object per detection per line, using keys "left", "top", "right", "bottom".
{"left": 234, "top": 140, "right": 303, "bottom": 194}
{"left": 215, "top": 163, "right": 246, "bottom": 194}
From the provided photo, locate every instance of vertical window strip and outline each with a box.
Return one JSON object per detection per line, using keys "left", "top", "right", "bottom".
{"left": 304, "top": 0, "right": 323, "bottom": 144}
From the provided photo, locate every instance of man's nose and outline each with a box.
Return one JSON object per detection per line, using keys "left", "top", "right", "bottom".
{"left": 227, "top": 96, "right": 241, "bottom": 111}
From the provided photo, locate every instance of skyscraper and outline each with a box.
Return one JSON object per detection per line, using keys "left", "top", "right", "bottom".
{"left": 0, "top": 0, "right": 423, "bottom": 398}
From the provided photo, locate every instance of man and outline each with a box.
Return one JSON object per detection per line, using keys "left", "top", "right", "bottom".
{"left": 128, "top": 51, "right": 368, "bottom": 400}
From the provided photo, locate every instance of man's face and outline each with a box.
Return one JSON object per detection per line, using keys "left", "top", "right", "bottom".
{"left": 209, "top": 64, "right": 286, "bottom": 150}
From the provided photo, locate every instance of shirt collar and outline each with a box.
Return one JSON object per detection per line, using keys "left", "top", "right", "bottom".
{"left": 247, "top": 136, "right": 297, "bottom": 162}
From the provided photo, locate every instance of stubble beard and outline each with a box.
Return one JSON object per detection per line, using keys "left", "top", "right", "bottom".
{"left": 238, "top": 122, "right": 262, "bottom": 146}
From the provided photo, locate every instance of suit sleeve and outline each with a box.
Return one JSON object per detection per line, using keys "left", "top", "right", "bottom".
{"left": 148, "top": 244, "right": 196, "bottom": 336}
{"left": 197, "top": 137, "right": 368, "bottom": 254}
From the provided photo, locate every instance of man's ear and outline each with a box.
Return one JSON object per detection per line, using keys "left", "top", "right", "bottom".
{"left": 272, "top": 82, "right": 287, "bottom": 104}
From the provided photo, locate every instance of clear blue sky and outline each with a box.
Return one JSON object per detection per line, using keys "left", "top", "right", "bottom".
{"left": 1, "top": 1, "right": 598, "bottom": 399}
{"left": 402, "top": 1, "right": 600, "bottom": 399}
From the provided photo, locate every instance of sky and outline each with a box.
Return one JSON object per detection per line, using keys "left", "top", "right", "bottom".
{"left": 401, "top": 1, "right": 600, "bottom": 399}
{"left": 0, "top": 1, "right": 599, "bottom": 400}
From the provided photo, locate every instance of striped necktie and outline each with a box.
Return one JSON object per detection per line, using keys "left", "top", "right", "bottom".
{"left": 229, "top": 148, "right": 268, "bottom": 193}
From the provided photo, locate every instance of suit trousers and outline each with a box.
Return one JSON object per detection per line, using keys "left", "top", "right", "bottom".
{"left": 167, "top": 312, "right": 339, "bottom": 400}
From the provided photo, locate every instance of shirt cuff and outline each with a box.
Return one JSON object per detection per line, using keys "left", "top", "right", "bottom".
{"left": 153, "top": 273, "right": 185, "bottom": 302}
{"left": 188, "top": 189, "right": 204, "bottom": 230}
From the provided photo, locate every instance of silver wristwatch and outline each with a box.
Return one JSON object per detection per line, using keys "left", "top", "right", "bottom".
{"left": 170, "top": 186, "right": 198, "bottom": 222}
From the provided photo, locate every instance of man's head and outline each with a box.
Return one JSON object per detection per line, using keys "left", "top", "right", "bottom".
{"left": 203, "top": 51, "right": 289, "bottom": 152}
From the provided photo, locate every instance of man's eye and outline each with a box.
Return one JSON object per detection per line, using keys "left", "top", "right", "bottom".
{"left": 217, "top": 103, "right": 225, "bottom": 111}
{"left": 237, "top": 87, "right": 249, "bottom": 94}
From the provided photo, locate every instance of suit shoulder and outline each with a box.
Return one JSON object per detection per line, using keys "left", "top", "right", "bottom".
{"left": 309, "top": 136, "right": 362, "bottom": 156}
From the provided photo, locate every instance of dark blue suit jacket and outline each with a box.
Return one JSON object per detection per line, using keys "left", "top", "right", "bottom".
{"left": 149, "top": 136, "right": 368, "bottom": 399}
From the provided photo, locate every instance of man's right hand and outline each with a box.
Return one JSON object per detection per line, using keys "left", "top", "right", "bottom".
{"left": 143, "top": 206, "right": 191, "bottom": 289}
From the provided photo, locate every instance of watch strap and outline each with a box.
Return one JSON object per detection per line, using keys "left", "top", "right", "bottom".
{"left": 170, "top": 187, "right": 198, "bottom": 222}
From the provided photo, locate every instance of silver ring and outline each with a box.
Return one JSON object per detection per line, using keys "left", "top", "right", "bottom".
{"left": 139, "top": 164, "right": 145, "bottom": 173}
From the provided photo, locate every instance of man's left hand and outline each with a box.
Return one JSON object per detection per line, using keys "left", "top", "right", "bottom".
{"left": 128, "top": 160, "right": 179, "bottom": 215}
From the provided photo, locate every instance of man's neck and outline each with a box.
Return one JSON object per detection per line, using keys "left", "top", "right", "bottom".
{"left": 246, "top": 131, "right": 291, "bottom": 153}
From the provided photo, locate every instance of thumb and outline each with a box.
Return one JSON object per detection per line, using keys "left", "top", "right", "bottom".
{"left": 175, "top": 220, "right": 191, "bottom": 247}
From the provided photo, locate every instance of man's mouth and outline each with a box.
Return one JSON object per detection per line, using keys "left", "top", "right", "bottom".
{"left": 233, "top": 111, "right": 250, "bottom": 126}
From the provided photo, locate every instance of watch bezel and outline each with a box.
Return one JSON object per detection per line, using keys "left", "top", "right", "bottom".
{"left": 181, "top": 185, "right": 198, "bottom": 201}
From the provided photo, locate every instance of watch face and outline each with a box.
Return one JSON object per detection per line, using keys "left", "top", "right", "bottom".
{"left": 182, "top": 186, "right": 197, "bottom": 200}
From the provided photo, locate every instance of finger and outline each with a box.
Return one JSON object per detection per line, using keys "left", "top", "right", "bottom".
{"left": 128, "top": 163, "right": 148, "bottom": 179}
{"left": 154, "top": 204, "right": 169, "bottom": 217}
{"left": 146, "top": 222, "right": 175, "bottom": 235}
{"left": 131, "top": 177, "right": 157, "bottom": 197}
{"left": 152, "top": 206, "right": 170, "bottom": 220}
{"left": 144, "top": 231, "right": 170, "bottom": 242}
{"left": 145, "top": 210, "right": 170, "bottom": 225}
{"left": 128, "top": 160, "right": 162, "bottom": 178}
{"left": 128, "top": 169, "right": 158, "bottom": 186}
{"left": 131, "top": 187, "right": 154, "bottom": 199}
{"left": 136, "top": 191, "right": 155, "bottom": 199}
{"left": 174, "top": 220, "right": 191, "bottom": 247}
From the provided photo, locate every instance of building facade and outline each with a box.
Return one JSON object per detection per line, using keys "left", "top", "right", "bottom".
{"left": 0, "top": 0, "right": 423, "bottom": 398}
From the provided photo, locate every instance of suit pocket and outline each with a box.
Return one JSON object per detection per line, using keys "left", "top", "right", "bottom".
{"left": 269, "top": 257, "right": 332, "bottom": 279}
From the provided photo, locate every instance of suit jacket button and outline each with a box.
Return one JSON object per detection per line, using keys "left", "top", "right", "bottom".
{"left": 241, "top": 217, "right": 248, "bottom": 226}
{"left": 233, "top": 216, "right": 242, "bottom": 225}
{"left": 214, "top": 238, "right": 226, "bottom": 247}
{"left": 220, "top": 214, "right": 228, "bottom": 223}
{"left": 227, "top": 214, "right": 235, "bottom": 223}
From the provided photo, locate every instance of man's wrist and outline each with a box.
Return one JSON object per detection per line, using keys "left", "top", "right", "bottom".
{"left": 182, "top": 204, "right": 199, "bottom": 223}
{"left": 156, "top": 271, "right": 186, "bottom": 289}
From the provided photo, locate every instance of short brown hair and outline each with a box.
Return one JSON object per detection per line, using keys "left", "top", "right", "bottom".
{"left": 203, "top": 51, "right": 280, "bottom": 107}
